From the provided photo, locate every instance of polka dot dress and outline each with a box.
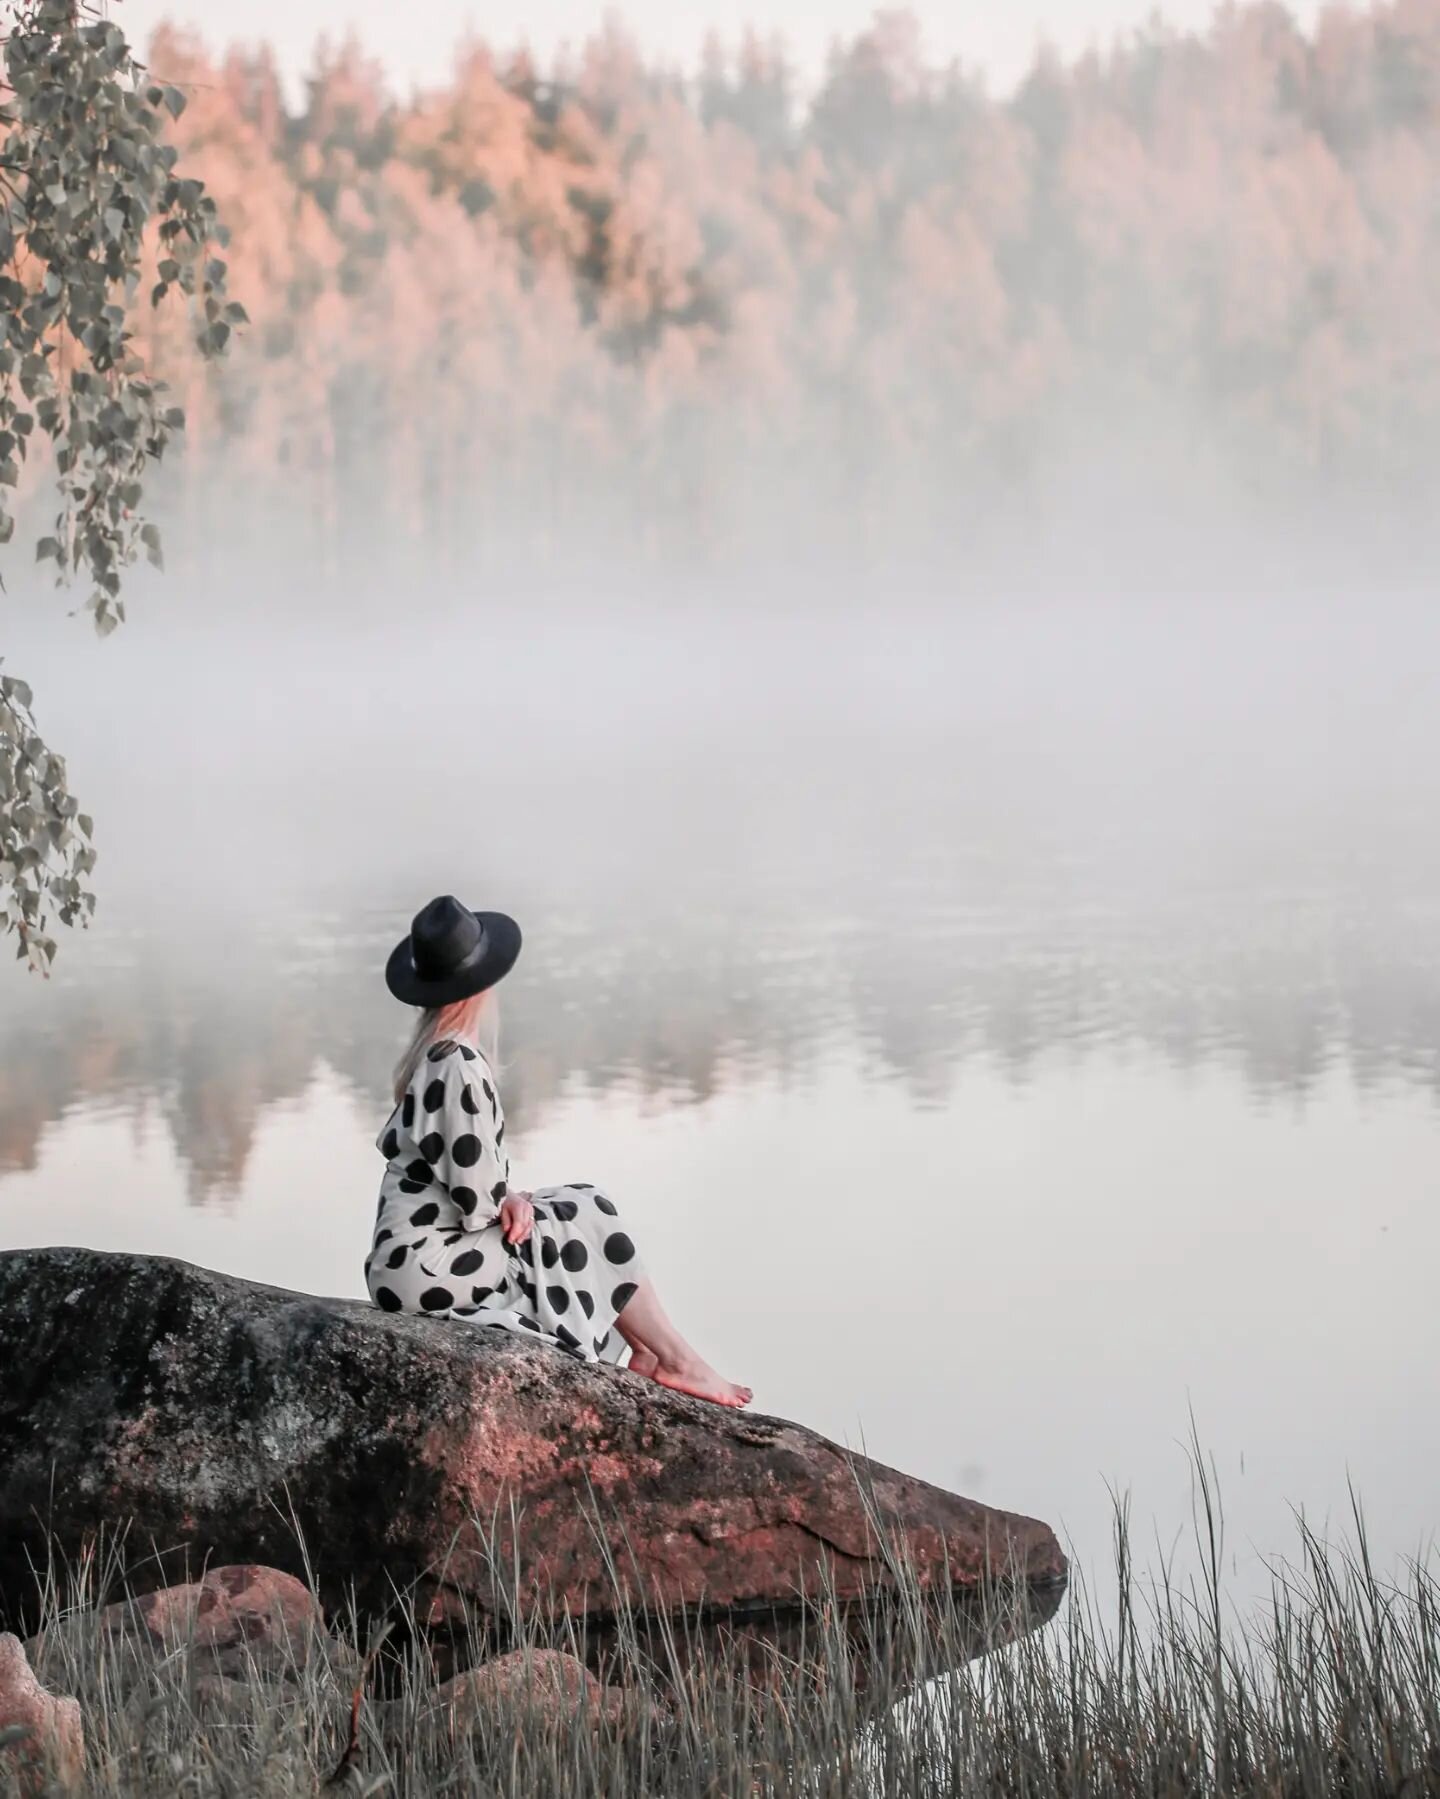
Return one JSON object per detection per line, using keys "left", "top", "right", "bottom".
{"left": 365, "top": 1038, "right": 644, "bottom": 1362}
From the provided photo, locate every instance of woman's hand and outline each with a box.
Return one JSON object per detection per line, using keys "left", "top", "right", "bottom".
{"left": 499, "top": 1191, "right": 534, "bottom": 1245}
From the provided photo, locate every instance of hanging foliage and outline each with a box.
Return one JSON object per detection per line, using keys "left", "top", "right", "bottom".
{"left": 0, "top": 0, "right": 238, "bottom": 970}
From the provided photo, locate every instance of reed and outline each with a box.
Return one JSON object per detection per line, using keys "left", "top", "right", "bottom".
{"left": 7, "top": 1456, "right": 1437, "bottom": 1798}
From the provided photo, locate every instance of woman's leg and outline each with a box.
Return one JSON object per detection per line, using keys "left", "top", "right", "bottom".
{"left": 613, "top": 1276, "right": 752, "bottom": 1408}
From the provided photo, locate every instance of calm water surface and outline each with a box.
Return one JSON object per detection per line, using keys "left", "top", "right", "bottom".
{"left": 3, "top": 596, "right": 1437, "bottom": 1603}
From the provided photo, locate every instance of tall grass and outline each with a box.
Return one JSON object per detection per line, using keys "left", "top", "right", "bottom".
{"left": 8, "top": 1457, "right": 1438, "bottom": 1798}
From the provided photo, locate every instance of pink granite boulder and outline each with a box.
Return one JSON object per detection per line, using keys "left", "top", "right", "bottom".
{"left": 0, "top": 1633, "right": 83, "bottom": 1792}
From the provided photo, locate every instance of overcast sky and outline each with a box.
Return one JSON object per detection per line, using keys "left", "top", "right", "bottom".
{"left": 113, "top": 0, "right": 1326, "bottom": 102}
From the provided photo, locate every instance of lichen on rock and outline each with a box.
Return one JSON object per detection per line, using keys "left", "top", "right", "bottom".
{"left": 0, "top": 1247, "right": 1066, "bottom": 1682}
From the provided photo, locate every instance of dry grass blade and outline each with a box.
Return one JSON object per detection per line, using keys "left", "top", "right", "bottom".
{"left": 323, "top": 1618, "right": 394, "bottom": 1791}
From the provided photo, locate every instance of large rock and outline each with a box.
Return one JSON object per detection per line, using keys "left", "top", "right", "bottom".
{"left": 0, "top": 1248, "right": 1065, "bottom": 1677}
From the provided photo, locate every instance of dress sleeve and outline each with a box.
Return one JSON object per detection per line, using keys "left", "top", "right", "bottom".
{"left": 418, "top": 1047, "right": 511, "bottom": 1232}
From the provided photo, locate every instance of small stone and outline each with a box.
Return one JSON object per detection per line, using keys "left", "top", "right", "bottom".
{"left": 119, "top": 1563, "right": 331, "bottom": 1679}
{"left": 0, "top": 1633, "right": 83, "bottom": 1793}
{"left": 26, "top": 1565, "right": 356, "bottom": 1695}
{"left": 425, "top": 1649, "right": 626, "bottom": 1731}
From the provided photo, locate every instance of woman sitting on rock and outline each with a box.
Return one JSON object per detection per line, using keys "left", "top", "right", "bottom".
{"left": 367, "top": 895, "right": 751, "bottom": 1409}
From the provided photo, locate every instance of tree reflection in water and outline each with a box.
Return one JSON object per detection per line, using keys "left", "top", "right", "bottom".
{"left": 3, "top": 885, "right": 1437, "bottom": 1204}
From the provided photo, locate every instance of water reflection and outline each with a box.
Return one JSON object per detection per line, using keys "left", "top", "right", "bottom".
{"left": 3, "top": 883, "right": 1438, "bottom": 1204}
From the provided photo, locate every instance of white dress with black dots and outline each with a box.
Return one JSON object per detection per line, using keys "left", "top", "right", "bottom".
{"left": 364, "top": 1038, "right": 644, "bottom": 1362}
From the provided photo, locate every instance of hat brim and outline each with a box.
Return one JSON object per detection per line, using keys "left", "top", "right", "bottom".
{"left": 385, "top": 909, "right": 522, "bottom": 1008}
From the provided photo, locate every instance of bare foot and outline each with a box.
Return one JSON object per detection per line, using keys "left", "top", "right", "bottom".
{"left": 651, "top": 1358, "right": 752, "bottom": 1409}
{"left": 627, "top": 1347, "right": 658, "bottom": 1378}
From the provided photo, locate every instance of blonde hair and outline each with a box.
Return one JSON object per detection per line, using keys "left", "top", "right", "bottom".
{"left": 392, "top": 988, "right": 500, "bottom": 1102}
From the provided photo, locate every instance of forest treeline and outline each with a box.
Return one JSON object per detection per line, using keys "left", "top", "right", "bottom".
{"left": 109, "top": 4, "right": 1440, "bottom": 583}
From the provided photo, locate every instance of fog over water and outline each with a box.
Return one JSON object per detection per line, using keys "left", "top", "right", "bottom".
{"left": 3, "top": 543, "right": 1438, "bottom": 1605}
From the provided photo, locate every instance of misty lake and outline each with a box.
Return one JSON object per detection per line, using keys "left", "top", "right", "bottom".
{"left": 3, "top": 586, "right": 1437, "bottom": 1601}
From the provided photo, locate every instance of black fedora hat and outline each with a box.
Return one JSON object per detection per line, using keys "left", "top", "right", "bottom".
{"left": 385, "top": 895, "right": 522, "bottom": 1007}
